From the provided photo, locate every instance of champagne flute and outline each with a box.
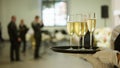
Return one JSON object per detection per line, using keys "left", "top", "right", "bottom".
{"left": 87, "top": 13, "right": 96, "bottom": 49}
{"left": 67, "top": 15, "right": 74, "bottom": 49}
{"left": 81, "top": 20, "right": 88, "bottom": 50}
{"left": 74, "top": 14, "right": 82, "bottom": 49}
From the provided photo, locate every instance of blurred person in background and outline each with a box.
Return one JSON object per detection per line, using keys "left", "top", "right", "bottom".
{"left": 19, "top": 19, "right": 28, "bottom": 55}
{"left": 0, "top": 22, "right": 4, "bottom": 42}
{"left": 31, "top": 16, "right": 44, "bottom": 59}
{"left": 8, "top": 16, "right": 21, "bottom": 62}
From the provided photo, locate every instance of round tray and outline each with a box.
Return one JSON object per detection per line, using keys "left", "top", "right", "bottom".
{"left": 51, "top": 46, "right": 100, "bottom": 54}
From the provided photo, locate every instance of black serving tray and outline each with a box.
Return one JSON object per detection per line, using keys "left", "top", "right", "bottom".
{"left": 51, "top": 46, "right": 100, "bottom": 54}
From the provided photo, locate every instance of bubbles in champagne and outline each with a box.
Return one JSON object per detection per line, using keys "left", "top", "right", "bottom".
{"left": 87, "top": 19, "right": 96, "bottom": 32}
{"left": 81, "top": 22, "right": 88, "bottom": 36}
{"left": 74, "top": 22, "right": 82, "bottom": 36}
{"left": 67, "top": 22, "right": 74, "bottom": 35}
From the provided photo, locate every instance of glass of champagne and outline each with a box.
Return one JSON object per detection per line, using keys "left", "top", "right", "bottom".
{"left": 74, "top": 14, "right": 82, "bottom": 49}
{"left": 87, "top": 13, "right": 96, "bottom": 49}
{"left": 67, "top": 15, "right": 74, "bottom": 49}
{"left": 81, "top": 17, "right": 88, "bottom": 50}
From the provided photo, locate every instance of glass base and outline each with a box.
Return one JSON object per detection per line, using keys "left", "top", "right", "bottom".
{"left": 81, "top": 47, "right": 85, "bottom": 50}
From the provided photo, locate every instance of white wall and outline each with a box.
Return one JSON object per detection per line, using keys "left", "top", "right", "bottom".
{"left": 0, "top": 0, "right": 113, "bottom": 39}
{"left": 112, "top": 0, "right": 120, "bottom": 27}
{"left": 0, "top": 0, "right": 2, "bottom": 21}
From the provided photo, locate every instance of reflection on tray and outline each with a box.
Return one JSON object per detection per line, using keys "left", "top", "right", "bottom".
{"left": 51, "top": 46, "right": 100, "bottom": 54}
{"left": 66, "top": 49, "right": 96, "bottom": 51}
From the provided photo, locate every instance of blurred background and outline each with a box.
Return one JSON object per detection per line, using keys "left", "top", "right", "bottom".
{"left": 0, "top": 0, "right": 120, "bottom": 68}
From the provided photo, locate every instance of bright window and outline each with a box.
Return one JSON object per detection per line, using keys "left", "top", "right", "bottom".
{"left": 42, "top": 1, "right": 67, "bottom": 26}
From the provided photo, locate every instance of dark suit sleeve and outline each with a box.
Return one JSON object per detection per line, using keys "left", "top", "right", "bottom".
{"left": 24, "top": 25, "right": 29, "bottom": 33}
{"left": 8, "top": 23, "right": 18, "bottom": 41}
{"left": 32, "top": 23, "right": 37, "bottom": 32}
{"left": 40, "top": 21, "right": 44, "bottom": 28}
{"left": 32, "top": 23, "right": 42, "bottom": 31}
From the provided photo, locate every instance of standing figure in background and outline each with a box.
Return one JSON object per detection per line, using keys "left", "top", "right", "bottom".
{"left": 19, "top": 19, "right": 28, "bottom": 55}
{"left": 31, "top": 16, "right": 44, "bottom": 59}
{"left": 0, "top": 22, "right": 4, "bottom": 42}
{"left": 8, "top": 16, "right": 21, "bottom": 62}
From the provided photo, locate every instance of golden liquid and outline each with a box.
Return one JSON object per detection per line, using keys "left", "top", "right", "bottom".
{"left": 67, "top": 22, "right": 74, "bottom": 35}
{"left": 87, "top": 19, "right": 96, "bottom": 32}
{"left": 74, "top": 22, "right": 82, "bottom": 36}
{"left": 81, "top": 22, "right": 88, "bottom": 36}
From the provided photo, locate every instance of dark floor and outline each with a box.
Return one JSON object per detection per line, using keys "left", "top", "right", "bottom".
{"left": 0, "top": 41, "right": 92, "bottom": 68}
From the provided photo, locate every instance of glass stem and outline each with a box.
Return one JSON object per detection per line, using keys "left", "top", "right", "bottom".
{"left": 78, "top": 36, "right": 80, "bottom": 49}
{"left": 82, "top": 36, "right": 84, "bottom": 49}
{"left": 70, "top": 35, "right": 72, "bottom": 48}
{"left": 90, "top": 32, "right": 92, "bottom": 49}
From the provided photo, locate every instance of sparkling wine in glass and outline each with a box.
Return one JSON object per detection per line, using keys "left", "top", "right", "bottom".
{"left": 67, "top": 15, "right": 74, "bottom": 49}
{"left": 74, "top": 22, "right": 82, "bottom": 49}
{"left": 87, "top": 13, "right": 96, "bottom": 49}
{"left": 67, "top": 22, "right": 74, "bottom": 36}
{"left": 81, "top": 22, "right": 88, "bottom": 49}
